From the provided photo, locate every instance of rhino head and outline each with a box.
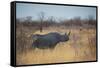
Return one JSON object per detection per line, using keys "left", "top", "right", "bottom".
{"left": 60, "top": 31, "right": 71, "bottom": 42}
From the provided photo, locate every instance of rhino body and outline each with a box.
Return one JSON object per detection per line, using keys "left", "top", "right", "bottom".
{"left": 32, "top": 32, "right": 70, "bottom": 50}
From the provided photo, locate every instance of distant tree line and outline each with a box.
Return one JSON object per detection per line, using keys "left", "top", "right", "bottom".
{"left": 17, "top": 16, "right": 96, "bottom": 27}
{"left": 16, "top": 12, "right": 96, "bottom": 32}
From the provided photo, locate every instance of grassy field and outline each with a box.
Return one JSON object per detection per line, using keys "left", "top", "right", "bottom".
{"left": 16, "top": 26, "right": 97, "bottom": 65}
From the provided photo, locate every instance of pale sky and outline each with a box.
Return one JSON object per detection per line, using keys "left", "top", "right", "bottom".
{"left": 16, "top": 3, "right": 96, "bottom": 21}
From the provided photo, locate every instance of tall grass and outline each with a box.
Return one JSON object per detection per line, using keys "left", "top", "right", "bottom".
{"left": 16, "top": 18, "right": 96, "bottom": 65}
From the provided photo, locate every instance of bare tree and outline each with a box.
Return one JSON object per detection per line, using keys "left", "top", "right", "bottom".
{"left": 48, "top": 16, "right": 55, "bottom": 23}
{"left": 38, "top": 12, "right": 45, "bottom": 32}
{"left": 25, "top": 16, "right": 32, "bottom": 23}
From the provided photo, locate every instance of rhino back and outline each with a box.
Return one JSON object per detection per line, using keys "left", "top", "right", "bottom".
{"left": 33, "top": 34, "right": 60, "bottom": 49}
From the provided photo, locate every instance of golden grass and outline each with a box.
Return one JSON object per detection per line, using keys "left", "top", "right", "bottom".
{"left": 16, "top": 27, "right": 96, "bottom": 65}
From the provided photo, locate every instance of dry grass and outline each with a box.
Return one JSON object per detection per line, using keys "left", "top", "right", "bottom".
{"left": 16, "top": 26, "right": 97, "bottom": 65}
